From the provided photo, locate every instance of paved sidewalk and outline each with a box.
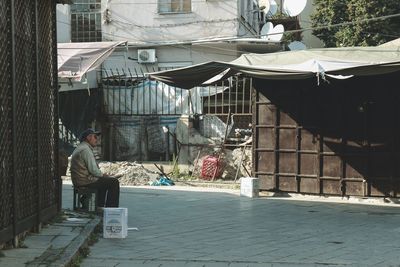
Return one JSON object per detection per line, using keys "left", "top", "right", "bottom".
{"left": 63, "top": 184, "right": 400, "bottom": 267}
{"left": 0, "top": 211, "right": 100, "bottom": 267}
{"left": 3, "top": 182, "right": 400, "bottom": 267}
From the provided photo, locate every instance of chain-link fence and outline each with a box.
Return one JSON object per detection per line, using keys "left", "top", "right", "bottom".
{"left": 0, "top": 0, "right": 59, "bottom": 245}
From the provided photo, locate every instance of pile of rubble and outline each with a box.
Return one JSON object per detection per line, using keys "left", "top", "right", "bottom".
{"left": 63, "top": 146, "right": 252, "bottom": 185}
{"left": 65, "top": 161, "right": 159, "bottom": 186}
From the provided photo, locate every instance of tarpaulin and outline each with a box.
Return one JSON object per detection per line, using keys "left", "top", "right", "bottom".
{"left": 58, "top": 41, "right": 126, "bottom": 81}
{"left": 148, "top": 46, "right": 400, "bottom": 89}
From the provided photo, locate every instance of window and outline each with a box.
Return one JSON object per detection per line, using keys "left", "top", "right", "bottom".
{"left": 158, "top": 0, "right": 191, "bottom": 14}
{"left": 71, "top": 0, "right": 102, "bottom": 42}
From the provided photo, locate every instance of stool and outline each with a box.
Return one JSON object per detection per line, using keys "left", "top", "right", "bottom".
{"left": 73, "top": 187, "right": 98, "bottom": 212}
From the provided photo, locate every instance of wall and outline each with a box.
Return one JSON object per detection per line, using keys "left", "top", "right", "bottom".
{"left": 102, "top": 43, "right": 239, "bottom": 76}
{"left": 100, "top": 0, "right": 261, "bottom": 74}
{"left": 101, "top": 0, "right": 245, "bottom": 43}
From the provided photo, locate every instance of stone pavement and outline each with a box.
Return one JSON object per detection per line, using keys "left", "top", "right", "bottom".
{"left": 0, "top": 210, "right": 100, "bottom": 267}
{"left": 63, "top": 183, "right": 400, "bottom": 267}
{"left": 3, "top": 182, "right": 400, "bottom": 267}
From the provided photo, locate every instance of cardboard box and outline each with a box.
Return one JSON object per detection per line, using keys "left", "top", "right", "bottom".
{"left": 103, "top": 208, "right": 128, "bottom": 238}
{"left": 240, "top": 177, "right": 259, "bottom": 198}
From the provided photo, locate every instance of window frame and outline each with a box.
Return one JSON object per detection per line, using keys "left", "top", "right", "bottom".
{"left": 70, "top": 0, "right": 102, "bottom": 42}
{"left": 158, "top": 0, "right": 191, "bottom": 14}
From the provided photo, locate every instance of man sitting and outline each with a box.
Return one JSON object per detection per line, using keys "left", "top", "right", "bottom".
{"left": 70, "top": 128, "right": 120, "bottom": 207}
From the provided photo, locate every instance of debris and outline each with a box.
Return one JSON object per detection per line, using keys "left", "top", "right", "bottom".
{"left": 150, "top": 177, "right": 175, "bottom": 186}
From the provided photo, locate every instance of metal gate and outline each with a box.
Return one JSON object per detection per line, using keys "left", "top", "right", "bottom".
{"left": 253, "top": 74, "right": 400, "bottom": 197}
{"left": 0, "top": 0, "right": 59, "bottom": 244}
{"left": 100, "top": 71, "right": 253, "bottom": 161}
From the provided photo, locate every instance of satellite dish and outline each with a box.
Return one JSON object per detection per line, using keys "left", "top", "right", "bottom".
{"left": 260, "top": 22, "right": 273, "bottom": 39}
{"left": 268, "top": 24, "right": 284, "bottom": 42}
{"left": 282, "top": 0, "right": 307, "bottom": 17}
{"left": 268, "top": 0, "right": 278, "bottom": 16}
{"left": 288, "top": 41, "right": 307, "bottom": 50}
{"left": 261, "top": 22, "right": 284, "bottom": 41}
{"left": 258, "top": 0, "right": 270, "bottom": 14}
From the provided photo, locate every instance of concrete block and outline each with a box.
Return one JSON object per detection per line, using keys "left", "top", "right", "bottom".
{"left": 103, "top": 208, "right": 128, "bottom": 238}
{"left": 240, "top": 177, "right": 259, "bottom": 198}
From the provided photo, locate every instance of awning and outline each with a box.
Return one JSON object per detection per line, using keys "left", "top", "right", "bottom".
{"left": 58, "top": 41, "right": 126, "bottom": 81}
{"left": 148, "top": 46, "right": 400, "bottom": 89}
{"left": 378, "top": 38, "right": 400, "bottom": 48}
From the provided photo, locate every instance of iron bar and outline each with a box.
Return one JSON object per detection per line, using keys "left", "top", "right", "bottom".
{"left": 117, "top": 69, "right": 122, "bottom": 114}
{"left": 167, "top": 84, "right": 170, "bottom": 114}
{"left": 141, "top": 69, "right": 145, "bottom": 114}
{"left": 242, "top": 78, "right": 245, "bottom": 113}
{"left": 128, "top": 68, "right": 133, "bottom": 115}
{"left": 249, "top": 78, "right": 253, "bottom": 114}
{"left": 214, "top": 83, "right": 217, "bottom": 114}
{"left": 149, "top": 77, "right": 152, "bottom": 114}
{"left": 208, "top": 84, "right": 210, "bottom": 114}
{"left": 174, "top": 88, "right": 177, "bottom": 114}
{"left": 110, "top": 68, "right": 115, "bottom": 114}
{"left": 228, "top": 77, "right": 232, "bottom": 114}
{"left": 221, "top": 80, "right": 225, "bottom": 113}
{"left": 122, "top": 68, "right": 127, "bottom": 114}
{"left": 161, "top": 82, "right": 165, "bottom": 115}
{"left": 180, "top": 87, "right": 183, "bottom": 113}
{"left": 155, "top": 80, "right": 158, "bottom": 114}
{"left": 10, "top": 0, "right": 19, "bottom": 245}
{"left": 35, "top": 0, "right": 42, "bottom": 228}
{"left": 235, "top": 77, "right": 238, "bottom": 114}
{"left": 134, "top": 67, "right": 139, "bottom": 115}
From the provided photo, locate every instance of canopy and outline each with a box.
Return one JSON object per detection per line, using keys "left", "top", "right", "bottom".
{"left": 148, "top": 46, "right": 400, "bottom": 89}
{"left": 58, "top": 41, "right": 125, "bottom": 81}
{"left": 379, "top": 38, "right": 400, "bottom": 48}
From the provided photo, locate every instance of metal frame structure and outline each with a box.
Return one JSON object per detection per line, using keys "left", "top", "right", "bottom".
{"left": 99, "top": 69, "right": 253, "bottom": 161}
{"left": 0, "top": 0, "right": 59, "bottom": 245}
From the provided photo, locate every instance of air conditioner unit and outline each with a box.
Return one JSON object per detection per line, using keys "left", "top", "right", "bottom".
{"left": 138, "top": 49, "right": 156, "bottom": 64}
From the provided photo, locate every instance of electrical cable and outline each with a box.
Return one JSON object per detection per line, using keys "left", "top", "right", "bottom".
{"left": 56, "top": 11, "right": 400, "bottom": 60}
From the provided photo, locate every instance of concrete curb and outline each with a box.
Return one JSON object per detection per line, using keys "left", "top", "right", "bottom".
{"left": 52, "top": 216, "right": 101, "bottom": 267}
{"left": 24, "top": 213, "right": 101, "bottom": 267}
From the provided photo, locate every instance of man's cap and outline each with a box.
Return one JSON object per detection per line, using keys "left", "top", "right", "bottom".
{"left": 80, "top": 128, "right": 101, "bottom": 142}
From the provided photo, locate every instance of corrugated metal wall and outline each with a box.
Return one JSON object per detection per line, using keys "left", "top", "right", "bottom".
{"left": 0, "top": 0, "right": 59, "bottom": 244}
{"left": 253, "top": 73, "right": 400, "bottom": 197}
